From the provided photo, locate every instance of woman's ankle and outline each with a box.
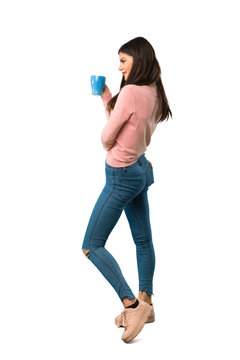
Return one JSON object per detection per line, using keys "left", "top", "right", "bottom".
{"left": 138, "top": 291, "right": 152, "bottom": 304}
{"left": 122, "top": 297, "right": 137, "bottom": 308}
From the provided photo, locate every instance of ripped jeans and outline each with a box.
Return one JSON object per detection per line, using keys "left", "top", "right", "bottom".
{"left": 82, "top": 153, "right": 155, "bottom": 301}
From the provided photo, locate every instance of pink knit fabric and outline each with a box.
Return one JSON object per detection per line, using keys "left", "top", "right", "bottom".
{"left": 101, "top": 84, "right": 159, "bottom": 167}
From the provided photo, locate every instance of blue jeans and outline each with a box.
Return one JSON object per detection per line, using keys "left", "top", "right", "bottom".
{"left": 82, "top": 153, "right": 155, "bottom": 301}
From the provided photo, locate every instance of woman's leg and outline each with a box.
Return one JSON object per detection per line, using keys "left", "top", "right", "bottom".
{"left": 124, "top": 188, "right": 155, "bottom": 304}
{"left": 82, "top": 180, "right": 136, "bottom": 303}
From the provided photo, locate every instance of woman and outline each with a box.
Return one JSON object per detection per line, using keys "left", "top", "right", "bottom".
{"left": 82, "top": 36, "right": 172, "bottom": 343}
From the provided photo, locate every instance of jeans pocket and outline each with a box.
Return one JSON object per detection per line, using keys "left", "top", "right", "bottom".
{"left": 151, "top": 168, "right": 154, "bottom": 184}
{"left": 145, "top": 166, "right": 154, "bottom": 189}
{"left": 147, "top": 160, "right": 153, "bottom": 169}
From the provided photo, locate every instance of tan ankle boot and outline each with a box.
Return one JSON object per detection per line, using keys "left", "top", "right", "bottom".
{"left": 115, "top": 301, "right": 155, "bottom": 328}
{"left": 119, "top": 300, "right": 152, "bottom": 343}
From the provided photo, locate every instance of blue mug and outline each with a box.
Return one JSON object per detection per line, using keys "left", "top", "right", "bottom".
{"left": 91, "top": 75, "right": 106, "bottom": 95}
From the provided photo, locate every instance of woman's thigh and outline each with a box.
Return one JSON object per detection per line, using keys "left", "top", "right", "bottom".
{"left": 82, "top": 164, "right": 146, "bottom": 250}
{"left": 124, "top": 188, "right": 152, "bottom": 244}
{"left": 82, "top": 183, "right": 123, "bottom": 250}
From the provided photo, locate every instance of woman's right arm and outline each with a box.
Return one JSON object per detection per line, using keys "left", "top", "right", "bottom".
{"left": 101, "top": 84, "right": 112, "bottom": 120}
{"left": 101, "top": 85, "right": 135, "bottom": 151}
{"left": 102, "top": 84, "right": 111, "bottom": 97}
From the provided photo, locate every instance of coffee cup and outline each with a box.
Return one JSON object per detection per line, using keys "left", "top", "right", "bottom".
{"left": 90, "top": 75, "right": 106, "bottom": 95}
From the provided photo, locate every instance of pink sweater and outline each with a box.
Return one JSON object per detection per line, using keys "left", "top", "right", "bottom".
{"left": 101, "top": 84, "right": 159, "bottom": 167}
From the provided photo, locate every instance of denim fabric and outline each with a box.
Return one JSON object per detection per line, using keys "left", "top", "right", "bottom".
{"left": 82, "top": 153, "right": 155, "bottom": 301}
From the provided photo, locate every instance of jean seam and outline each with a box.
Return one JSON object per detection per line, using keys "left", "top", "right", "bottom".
{"left": 87, "top": 184, "right": 115, "bottom": 250}
{"left": 128, "top": 199, "right": 152, "bottom": 293}
{"left": 87, "top": 181, "right": 134, "bottom": 298}
{"left": 89, "top": 247, "right": 134, "bottom": 298}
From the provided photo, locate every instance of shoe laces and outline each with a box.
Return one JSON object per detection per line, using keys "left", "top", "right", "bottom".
{"left": 121, "top": 308, "right": 131, "bottom": 327}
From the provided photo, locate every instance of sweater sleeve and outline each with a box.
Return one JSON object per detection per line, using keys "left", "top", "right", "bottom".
{"left": 101, "top": 92, "right": 112, "bottom": 120}
{"left": 101, "top": 86, "right": 135, "bottom": 151}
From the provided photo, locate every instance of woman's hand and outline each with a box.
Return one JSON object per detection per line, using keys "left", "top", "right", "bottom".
{"left": 102, "top": 84, "right": 111, "bottom": 97}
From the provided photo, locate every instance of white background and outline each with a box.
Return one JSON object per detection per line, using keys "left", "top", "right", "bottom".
{"left": 0, "top": 0, "right": 239, "bottom": 358}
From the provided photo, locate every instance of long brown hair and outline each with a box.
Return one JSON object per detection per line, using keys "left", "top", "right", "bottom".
{"left": 107, "top": 37, "right": 172, "bottom": 123}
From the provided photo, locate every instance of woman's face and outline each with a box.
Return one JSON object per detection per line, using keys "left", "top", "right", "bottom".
{"left": 118, "top": 52, "right": 133, "bottom": 81}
